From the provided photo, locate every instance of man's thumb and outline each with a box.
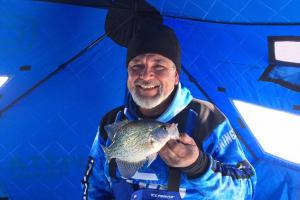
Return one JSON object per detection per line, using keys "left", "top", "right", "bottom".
{"left": 179, "top": 133, "right": 196, "bottom": 145}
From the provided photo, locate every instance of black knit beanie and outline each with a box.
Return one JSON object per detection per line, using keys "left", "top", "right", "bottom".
{"left": 126, "top": 25, "right": 181, "bottom": 72}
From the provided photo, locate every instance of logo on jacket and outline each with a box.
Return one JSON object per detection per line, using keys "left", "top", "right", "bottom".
{"left": 216, "top": 129, "right": 237, "bottom": 152}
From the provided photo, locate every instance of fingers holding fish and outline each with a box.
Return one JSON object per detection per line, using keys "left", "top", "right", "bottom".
{"left": 167, "top": 133, "right": 197, "bottom": 157}
{"left": 178, "top": 133, "right": 197, "bottom": 146}
{"left": 159, "top": 145, "right": 181, "bottom": 166}
{"left": 165, "top": 140, "right": 190, "bottom": 157}
{"left": 159, "top": 133, "right": 199, "bottom": 168}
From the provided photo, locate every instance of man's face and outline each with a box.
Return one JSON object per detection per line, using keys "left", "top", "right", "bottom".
{"left": 127, "top": 53, "right": 179, "bottom": 109}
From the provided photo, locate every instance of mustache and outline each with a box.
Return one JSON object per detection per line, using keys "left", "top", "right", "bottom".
{"left": 134, "top": 79, "right": 160, "bottom": 87}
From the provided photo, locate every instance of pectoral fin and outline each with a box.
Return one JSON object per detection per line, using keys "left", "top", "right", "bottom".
{"left": 146, "top": 153, "right": 157, "bottom": 167}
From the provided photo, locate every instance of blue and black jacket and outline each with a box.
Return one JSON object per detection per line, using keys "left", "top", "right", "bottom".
{"left": 82, "top": 83, "right": 256, "bottom": 199}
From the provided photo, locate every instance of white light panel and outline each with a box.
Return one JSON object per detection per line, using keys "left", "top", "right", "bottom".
{"left": 0, "top": 76, "right": 9, "bottom": 88}
{"left": 233, "top": 100, "right": 300, "bottom": 164}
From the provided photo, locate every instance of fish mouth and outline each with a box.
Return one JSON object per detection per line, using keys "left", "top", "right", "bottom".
{"left": 166, "top": 123, "right": 178, "bottom": 129}
{"left": 166, "top": 123, "right": 180, "bottom": 138}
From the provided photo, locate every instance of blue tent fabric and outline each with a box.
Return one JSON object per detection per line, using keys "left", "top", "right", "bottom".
{"left": 143, "top": 0, "right": 300, "bottom": 24}
{"left": 0, "top": 0, "right": 300, "bottom": 199}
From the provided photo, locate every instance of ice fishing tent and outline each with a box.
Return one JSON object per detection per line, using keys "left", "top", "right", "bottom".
{"left": 0, "top": 0, "right": 300, "bottom": 199}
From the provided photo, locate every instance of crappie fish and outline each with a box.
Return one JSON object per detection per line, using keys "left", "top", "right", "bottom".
{"left": 101, "top": 120, "right": 179, "bottom": 178}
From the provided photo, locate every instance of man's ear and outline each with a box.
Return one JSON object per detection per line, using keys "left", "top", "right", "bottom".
{"left": 175, "top": 71, "right": 179, "bottom": 85}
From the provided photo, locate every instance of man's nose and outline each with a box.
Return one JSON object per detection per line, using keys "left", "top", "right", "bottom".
{"left": 139, "top": 66, "right": 154, "bottom": 80}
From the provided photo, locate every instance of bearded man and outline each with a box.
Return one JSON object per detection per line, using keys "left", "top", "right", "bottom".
{"left": 82, "top": 25, "right": 256, "bottom": 200}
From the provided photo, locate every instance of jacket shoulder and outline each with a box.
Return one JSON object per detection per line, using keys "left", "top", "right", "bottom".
{"left": 189, "top": 99, "right": 226, "bottom": 144}
{"left": 191, "top": 99, "right": 226, "bottom": 124}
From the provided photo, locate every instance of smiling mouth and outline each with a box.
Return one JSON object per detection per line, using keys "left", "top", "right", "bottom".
{"left": 137, "top": 85, "right": 159, "bottom": 90}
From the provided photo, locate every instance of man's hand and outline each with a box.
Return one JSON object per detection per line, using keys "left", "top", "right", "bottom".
{"left": 159, "top": 133, "right": 199, "bottom": 168}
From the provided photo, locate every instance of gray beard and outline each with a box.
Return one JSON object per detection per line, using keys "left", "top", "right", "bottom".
{"left": 130, "top": 85, "right": 171, "bottom": 109}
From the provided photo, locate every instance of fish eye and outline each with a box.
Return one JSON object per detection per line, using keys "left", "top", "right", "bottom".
{"left": 161, "top": 125, "right": 167, "bottom": 130}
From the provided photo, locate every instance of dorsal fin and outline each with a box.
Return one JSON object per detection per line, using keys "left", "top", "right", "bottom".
{"left": 104, "top": 120, "right": 129, "bottom": 140}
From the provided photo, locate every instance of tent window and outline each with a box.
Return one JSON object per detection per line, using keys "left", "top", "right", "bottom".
{"left": 260, "top": 36, "right": 300, "bottom": 92}
{"left": 233, "top": 100, "right": 300, "bottom": 164}
{"left": 0, "top": 76, "right": 9, "bottom": 88}
{"left": 268, "top": 36, "right": 300, "bottom": 66}
{"left": 274, "top": 41, "right": 300, "bottom": 64}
